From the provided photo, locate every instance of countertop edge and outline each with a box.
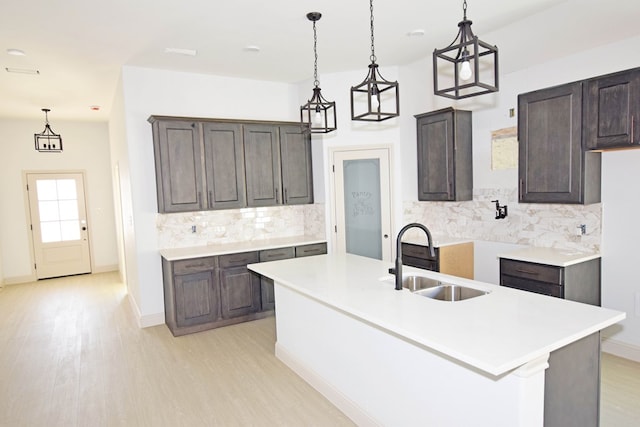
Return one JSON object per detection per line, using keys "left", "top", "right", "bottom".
{"left": 160, "top": 236, "right": 326, "bottom": 261}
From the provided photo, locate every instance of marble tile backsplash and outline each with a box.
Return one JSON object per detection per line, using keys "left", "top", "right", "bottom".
{"left": 156, "top": 204, "right": 326, "bottom": 249}
{"left": 404, "top": 188, "right": 602, "bottom": 253}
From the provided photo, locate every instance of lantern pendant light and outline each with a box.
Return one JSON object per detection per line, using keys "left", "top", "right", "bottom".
{"left": 350, "top": 0, "right": 399, "bottom": 122}
{"left": 34, "top": 108, "right": 63, "bottom": 152}
{"left": 300, "top": 12, "right": 337, "bottom": 134}
{"left": 433, "top": 0, "right": 499, "bottom": 99}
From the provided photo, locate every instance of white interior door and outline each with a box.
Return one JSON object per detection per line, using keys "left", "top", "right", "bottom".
{"left": 331, "top": 147, "right": 393, "bottom": 261}
{"left": 26, "top": 172, "right": 92, "bottom": 279}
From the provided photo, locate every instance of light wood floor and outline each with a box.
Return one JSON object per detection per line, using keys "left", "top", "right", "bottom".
{"left": 1, "top": 272, "right": 638, "bottom": 426}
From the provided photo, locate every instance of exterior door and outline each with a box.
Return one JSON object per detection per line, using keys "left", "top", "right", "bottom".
{"left": 331, "top": 147, "right": 392, "bottom": 262}
{"left": 26, "top": 172, "right": 92, "bottom": 279}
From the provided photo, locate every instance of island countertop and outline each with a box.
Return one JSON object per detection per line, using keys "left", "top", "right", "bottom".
{"left": 248, "top": 253, "right": 624, "bottom": 376}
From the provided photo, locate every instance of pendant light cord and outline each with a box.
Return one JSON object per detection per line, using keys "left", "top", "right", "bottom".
{"left": 369, "top": 0, "right": 376, "bottom": 63}
{"left": 463, "top": 0, "right": 467, "bottom": 20}
{"left": 313, "top": 20, "right": 320, "bottom": 88}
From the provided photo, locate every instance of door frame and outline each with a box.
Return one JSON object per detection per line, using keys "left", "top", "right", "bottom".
{"left": 22, "top": 169, "right": 94, "bottom": 279}
{"left": 328, "top": 144, "right": 395, "bottom": 262}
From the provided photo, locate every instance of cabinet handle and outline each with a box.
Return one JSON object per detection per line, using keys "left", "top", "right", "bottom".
{"left": 284, "top": 188, "right": 288, "bottom": 203}
{"left": 632, "top": 116, "right": 635, "bottom": 144}
{"left": 275, "top": 188, "right": 279, "bottom": 203}
{"left": 515, "top": 268, "right": 539, "bottom": 275}
{"left": 209, "top": 190, "right": 213, "bottom": 207}
{"left": 184, "top": 263, "right": 205, "bottom": 268}
{"left": 519, "top": 179, "right": 523, "bottom": 200}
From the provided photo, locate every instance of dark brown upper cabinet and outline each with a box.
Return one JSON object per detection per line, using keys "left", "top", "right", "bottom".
{"left": 584, "top": 68, "right": 640, "bottom": 150}
{"left": 518, "top": 82, "right": 601, "bottom": 204}
{"left": 150, "top": 116, "right": 313, "bottom": 213}
{"left": 151, "top": 119, "right": 205, "bottom": 213}
{"left": 202, "top": 122, "right": 247, "bottom": 210}
{"left": 415, "top": 108, "right": 472, "bottom": 201}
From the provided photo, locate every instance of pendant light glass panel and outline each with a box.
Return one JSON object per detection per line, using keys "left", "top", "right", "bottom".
{"left": 300, "top": 12, "right": 336, "bottom": 133}
{"left": 350, "top": 0, "right": 399, "bottom": 122}
{"left": 433, "top": 0, "right": 498, "bottom": 100}
{"left": 34, "top": 108, "right": 63, "bottom": 152}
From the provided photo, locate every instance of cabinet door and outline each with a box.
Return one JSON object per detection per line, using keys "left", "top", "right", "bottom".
{"left": 219, "top": 252, "right": 260, "bottom": 318}
{"left": 518, "top": 82, "right": 585, "bottom": 203}
{"left": 259, "top": 247, "right": 295, "bottom": 311}
{"left": 584, "top": 68, "right": 640, "bottom": 150}
{"left": 220, "top": 266, "right": 261, "bottom": 318}
{"left": 153, "top": 120, "right": 204, "bottom": 212}
{"left": 417, "top": 111, "right": 455, "bottom": 201}
{"left": 244, "top": 124, "right": 282, "bottom": 207}
{"left": 280, "top": 125, "right": 314, "bottom": 205}
{"left": 202, "top": 122, "right": 246, "bottom": 209}
{"left": 174, "top": 269, "right": 220, "bottom": 327}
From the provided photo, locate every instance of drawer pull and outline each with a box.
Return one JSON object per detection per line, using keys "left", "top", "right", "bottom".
{"left": 184, "top": 263, "right": 205, "bottom": 269}
{"left": 515, "top": 268, "right": 539, "bottom": 275}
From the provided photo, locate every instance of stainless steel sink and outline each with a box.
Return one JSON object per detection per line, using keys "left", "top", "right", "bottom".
{"left": 414, "top": 284, "right": 489, "bottom": 301}
{"left": 389, "top": 274, "right": 490, "bottom": 301}
{"left": 401, "top": 275, "right": 441, "bottom": 292}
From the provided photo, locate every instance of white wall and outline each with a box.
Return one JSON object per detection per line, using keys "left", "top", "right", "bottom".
{"left": 113, "top": 66, "right": 300, "bottom": 323}
{"left": 0, "top": 118, "right": 118, "bottom": 283}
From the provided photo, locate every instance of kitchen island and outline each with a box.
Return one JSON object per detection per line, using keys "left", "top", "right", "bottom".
{"left": 248, "top": 253, "right": 624, "bottom": 427}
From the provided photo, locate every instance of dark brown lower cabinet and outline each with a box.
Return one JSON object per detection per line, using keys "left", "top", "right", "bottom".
{"left": 162, "top": 242, "right": 327, "bottom": 336}
{"left": 499, "top": 257, "right": 601, "bottom": 306}
{"left": 545, "top": 332, "right": 601, "bottom": 427}
{"left": 219, "top": 252, "right": 261, "bottom": 319}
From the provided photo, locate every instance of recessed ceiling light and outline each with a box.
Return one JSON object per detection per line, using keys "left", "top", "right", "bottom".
{"left": 164, "top": 47, "right": 197, "bottom": 56}
{"left": 243, "top": 45, "right": 260, "bottom": 53}
{"left": 5, "top": 67, "right": 39, "bottom": 74}
{"left": 7, "top": 48, "right": 26, "bottom": 56}
{"left": 407, "top": 29, "right": 425, "bottom": 37}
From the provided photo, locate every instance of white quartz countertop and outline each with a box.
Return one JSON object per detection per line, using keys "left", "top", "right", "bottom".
{"left": 159, "top": 236, "right": 325, "bottom": 261}
{"left": 401, "top": 235, "right": 473, "bottom": 248}
{"left": 497, "top": 247, "right": 601, "bottom": 267}
{"left": 248, "top": 253, "right": 624, "bottom": 376}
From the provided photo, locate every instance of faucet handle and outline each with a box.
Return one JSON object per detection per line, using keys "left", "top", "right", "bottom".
{"left": 388, "top": 267, "right": 396, "bottom": 275}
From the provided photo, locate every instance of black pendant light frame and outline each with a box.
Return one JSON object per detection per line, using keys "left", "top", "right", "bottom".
{"left": 433, "top": 0, "right": 499, "bottom": 100}
{"left": 34, "top": 108, "right": 63, "bottom": 152}
{"left": 350, "top": 0, "right": 399, "bottom": 122}
{"left": 300, "top": 12, "right": 337, "bottom": 134}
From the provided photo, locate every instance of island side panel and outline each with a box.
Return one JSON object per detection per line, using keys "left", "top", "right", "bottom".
{"left": 273, "top": 283, "right": 547, "bottom": 427}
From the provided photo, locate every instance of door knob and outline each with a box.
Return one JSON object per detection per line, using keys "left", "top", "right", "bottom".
{"left": 82, "top": 226, "right": 87, "bottom": 231}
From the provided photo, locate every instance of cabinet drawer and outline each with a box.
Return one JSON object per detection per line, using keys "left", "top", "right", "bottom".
{"left": 401, "top": 243, "right": 438, "bottom": 261}
{"left": 402, "top": 255, "right": 438, "bottom": 272}
{"left": 259, "top": 247, "right": 295, "bottom": 262}
{"left": 501, "top": 275, "right": 563, "bottom": 298}
{"left": 219, "top": 251, "right": 259, "bottom": 268}
{"left": 500, "top": 259, "right": 563, "bottom": 285}
{"left": 173, "top": 257, "right": 217, "bottom": 274}
{"left": 295, "top": 243, "right": 327, "bottom": 258}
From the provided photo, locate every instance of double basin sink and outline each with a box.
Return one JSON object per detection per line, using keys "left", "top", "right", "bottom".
{"left": 390, "top": 275, "right": 490, "bottom": 302}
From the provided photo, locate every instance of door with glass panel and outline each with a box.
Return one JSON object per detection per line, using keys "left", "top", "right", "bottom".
{"left": 26, "top": 172, "right": 91, "bottom": 279}
{"left": 332, "top": 148, "right": 392, "bottom": 261}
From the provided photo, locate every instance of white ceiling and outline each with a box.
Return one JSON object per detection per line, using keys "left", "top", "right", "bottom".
{"left": 1, "top": 0, "right": 638, "bottom": 121}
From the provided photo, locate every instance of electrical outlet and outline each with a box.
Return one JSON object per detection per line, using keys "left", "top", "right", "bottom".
{"left": 191, "top": 225, "right": 197, "bottom": 233}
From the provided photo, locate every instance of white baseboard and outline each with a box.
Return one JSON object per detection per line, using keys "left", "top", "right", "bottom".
{"left": 602, "top": 337, "right": 640, "bottom": 363}
{"left": 126, "top": 292, "right": 165, "bottom": 328}
{"left": 275, "top": 343, "right": 381, "bottom": 427}
{"left": 92, "top": 264, "right": 119, "bottom": 274}
{"left": 2, "top": 274, "right": 36, "bottom": 285}
{"left": 140, "top": 312, "right": 165, "bottom": 328}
